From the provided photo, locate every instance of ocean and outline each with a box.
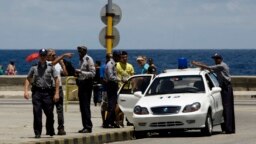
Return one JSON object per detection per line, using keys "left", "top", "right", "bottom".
{"left": 0, "top": 49, "right": 253, "bottom": 75}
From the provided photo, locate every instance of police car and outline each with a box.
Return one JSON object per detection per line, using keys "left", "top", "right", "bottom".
{"left": 118, "top": 68, "right": 223, "bottom": 137}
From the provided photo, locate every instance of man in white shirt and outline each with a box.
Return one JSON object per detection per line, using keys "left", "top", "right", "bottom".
{"left": 47, "top": 49, "right": 73, "bottom": 135}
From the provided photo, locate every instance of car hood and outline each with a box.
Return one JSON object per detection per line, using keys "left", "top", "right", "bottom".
{"left": 137, "top": 93, "right": 206, "bottom": 107}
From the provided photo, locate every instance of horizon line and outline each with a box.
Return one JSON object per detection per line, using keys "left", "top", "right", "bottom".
{"left": 0, "top": 48, "right": 256, "bottom": 50}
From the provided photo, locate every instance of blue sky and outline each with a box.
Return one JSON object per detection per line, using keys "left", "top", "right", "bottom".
{"left": 0, "top": 0, "right": 255, "bottom": 49}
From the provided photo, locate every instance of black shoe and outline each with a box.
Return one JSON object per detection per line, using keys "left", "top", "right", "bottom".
{"left": 57, "top": 128, "right": 66, "bottom": 135}
{"left": 111, "top": 124, "right": 120, "bottom": 128}
{"left": 46, "top": 131, "right": 55, "bottom": 136}
{"left": 103, "top": 124, "right": 114, "bottom": 128}
{"left": 78, "top": 128, "right": 92, "bottom": 133}
{"left": 35, "top": 135, "right": 41, "bottom": 138}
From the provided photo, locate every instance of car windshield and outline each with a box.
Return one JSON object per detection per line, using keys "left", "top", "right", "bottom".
{"left": 145, "top": 75, "right": 205, "bottom": 96}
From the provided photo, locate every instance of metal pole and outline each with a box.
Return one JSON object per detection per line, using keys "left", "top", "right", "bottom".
{"left": 106, "top": 0, "right": 113, "bottom": 54}
{"left": 107, "top": 0, "right": 112, "bottom": 12}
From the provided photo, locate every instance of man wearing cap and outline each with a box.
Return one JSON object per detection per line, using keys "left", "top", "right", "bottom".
{"left": 191, "top": 53, "right": 235, "bottom": 134}
{"left": 104, "top": 52, "right": 122, "bottom": 128}
{"left": 75, "top": 46, "right": 95, "bottom": 133}
{"left": 24, "top": 49, "right": 60, "bottom": 138}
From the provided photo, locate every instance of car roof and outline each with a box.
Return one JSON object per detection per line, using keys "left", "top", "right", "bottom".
{"left": 159, "top": 68, "right": 208, "bottom": 77}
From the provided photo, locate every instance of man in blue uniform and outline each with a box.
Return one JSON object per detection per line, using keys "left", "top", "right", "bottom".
{"left": 192, "top": 53, "right": 235, "bottom": 134}
{"left": 75, "top": 46, "right": 95, "bottom": 133}
{"left": 24, "top": 49, "right": 60, "bottom": 138}
{"left": 104, "top": 52, "right": 122, "bottom": 128}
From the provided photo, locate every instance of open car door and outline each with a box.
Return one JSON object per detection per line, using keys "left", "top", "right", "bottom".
{"left": 118, "top": 74, "right": 154, "bottom": 123}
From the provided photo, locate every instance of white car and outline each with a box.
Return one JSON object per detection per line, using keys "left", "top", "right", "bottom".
{"left": 118, "top": 68, "right": 223, "bottom": 137}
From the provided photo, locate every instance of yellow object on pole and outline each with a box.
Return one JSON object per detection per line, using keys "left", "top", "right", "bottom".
{"left": 106, "top": 15, "right": 113, "bottom": 54}
{"left": 106, "top": 0, "right": 113, "bottom": 54}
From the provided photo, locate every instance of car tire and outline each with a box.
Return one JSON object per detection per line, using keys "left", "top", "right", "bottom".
{"left": 201, "top": 112, "right": 213, "bottom": 136}
{"left": 134, "top": 131, "right": 147, "bottom": 139}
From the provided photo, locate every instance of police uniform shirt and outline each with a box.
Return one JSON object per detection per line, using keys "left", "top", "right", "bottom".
{"left": 209, "top": 61, "right": 231, "bottom": 84}
{"left": 78, "top": 54, "right": 96, "bottom": 80}
{"left": 27, "top": 62, "right": 58, "bottom": 88}
{"left": 105, "top": 58, "right": 119, "bottom": 82}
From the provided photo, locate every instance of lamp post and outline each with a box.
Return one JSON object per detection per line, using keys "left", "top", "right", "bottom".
{"left": 106, "top": 0, "right": 113, "bottom": 54}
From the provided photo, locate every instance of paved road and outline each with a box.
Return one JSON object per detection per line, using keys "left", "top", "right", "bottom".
{"left": 0, "top": 100, "right": 133, "bottom": 144}
{"left": 112, "top": 104, "right": 256, "bottom": 144}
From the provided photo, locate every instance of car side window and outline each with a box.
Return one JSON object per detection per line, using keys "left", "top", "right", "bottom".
{"left": 205, "top": 74, "right": 214, "bottom": 90}
{"left": 119, "top": 76, "right": 152, "bottom": 94}
{"left": 208, "top": 73, "right": 220, "bottom": 87}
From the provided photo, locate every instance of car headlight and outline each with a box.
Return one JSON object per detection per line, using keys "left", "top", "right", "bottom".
{"left": 182, "top": 102, "right": 201, "bottom": 113}
{"left": 134, "top": 106, "right": 149, "bottom": 115}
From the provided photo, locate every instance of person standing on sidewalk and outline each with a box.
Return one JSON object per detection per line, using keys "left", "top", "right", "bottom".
{"left": 191, "top": 53, "right": 235, "bottom": 134}
{"left": 47, "top": 49, "right": 73, "bottom": 135}
{"left": 116, "top": 51, "right": 134, "bottom": 126}
{"left": 75, "top": 46, "right": 95, "bottom": 133}
{"left": 93, "top": 60, "right": 103, "bottom": 106}
{"left": 104, "top": 52, "right": 122, "bottom": 128}
{"left": 24, "top": 48, "right": 60, "bottom": 138}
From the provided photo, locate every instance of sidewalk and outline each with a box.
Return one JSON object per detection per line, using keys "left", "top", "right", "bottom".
{"left": 0, "top": 92, "right": 134, "bottom": 144}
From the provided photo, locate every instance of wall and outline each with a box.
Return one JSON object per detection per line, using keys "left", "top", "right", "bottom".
{"left": 0, "top": 75, "right": 256, "bottom": 91}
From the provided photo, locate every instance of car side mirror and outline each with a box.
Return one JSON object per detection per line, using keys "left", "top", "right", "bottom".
{"left": 134, "top": 91, "right": 143, "bottom": 98}
{"left": 211, "top": 87, "right": 221, "bottom": 94}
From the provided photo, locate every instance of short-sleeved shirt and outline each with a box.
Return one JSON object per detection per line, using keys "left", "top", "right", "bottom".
{"left": 104, "top": 58, "right": 118, "bottom": 82}
{"left": 77, "top": 54, "right": 96, "bottom": 80}
{"left": 100, "top": 64, "right": 106, "bottom": 79}
{"left": 141, "top": 63, "right": 149, "bottom": 74}
{"left": 209, "top": 61, "right": 231, "bottom": 85}
{"left": 116, "top": 62, "right": 134, "bottom": 87}
{"left": 27, "top": 62, "right": 58, "bottom": 88}
{"left": 47, "top": 61, "right": 63, "bottom": 86}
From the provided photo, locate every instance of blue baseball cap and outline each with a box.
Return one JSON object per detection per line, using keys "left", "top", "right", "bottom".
{"left": 211, "top": 53, "right": 223, "bottom": 59}
{"left": 39, "top": 48, "right": 48, "bottom": 56}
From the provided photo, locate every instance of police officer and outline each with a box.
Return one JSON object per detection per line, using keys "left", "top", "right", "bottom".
{"left": 192, "top": 53, "right": 235, "bottom": 134}
{"left": 24, "top": 49, "right": 60, "bottom": 138}
{"left": 75, "top": 46, "right": 95, "bottom": 133}
{"left": 104, "top": 52, "right": 122, "bottom": 128}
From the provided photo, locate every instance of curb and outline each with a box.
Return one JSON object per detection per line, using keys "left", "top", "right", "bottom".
{"left": 24, "top": 130, "right": 134, "bottom": 144}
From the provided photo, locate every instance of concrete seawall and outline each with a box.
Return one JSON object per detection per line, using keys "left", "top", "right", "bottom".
{"left": 0, "top": 75, "right": 256, "bottom": 91}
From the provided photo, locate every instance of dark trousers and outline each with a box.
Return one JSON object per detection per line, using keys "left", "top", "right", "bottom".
{"left": 221, "top": 84, "right": 236, "bottom": 133}
{"left": 106, "top": 81, "right": 118, "bottom": 125}
{"left": 32, "top": 90, "right": 54, "bottom": 135}
{"left": 54, "top": 87, "right": 64, "bottom": 129}
{"left": 93, "top": 84, "right": 103, "bottom": 105}
{"left": 77, "top": 79, "right": 93, "bottom": 129}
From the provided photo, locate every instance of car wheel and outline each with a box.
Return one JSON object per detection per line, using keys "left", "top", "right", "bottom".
{"left": 201, "top": 112, "right": 213, "bottom": 136}
{"left": 134, "top": 131, "right": 147, "bottom": 139}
